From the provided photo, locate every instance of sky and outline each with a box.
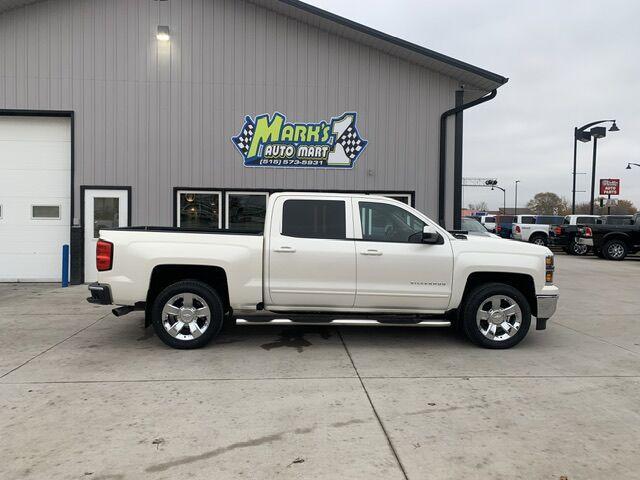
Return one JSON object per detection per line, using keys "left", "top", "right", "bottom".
{"left": 306, "top": 0, "right": 640, "bottom": 211}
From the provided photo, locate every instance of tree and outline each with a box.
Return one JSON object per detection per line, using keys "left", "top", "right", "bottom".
{"left": 468, "top": 201, "right": 488, "bottom": 212}
{"left": 526, "top": 192, "right": 569, "bottom": 215}
{"left": 575, "top": 199, "right": 638, "bottom": 215}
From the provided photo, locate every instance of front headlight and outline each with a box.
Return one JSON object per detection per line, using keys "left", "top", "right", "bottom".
{"left": 545, "top": 255, "right": 554, "bottom": 284}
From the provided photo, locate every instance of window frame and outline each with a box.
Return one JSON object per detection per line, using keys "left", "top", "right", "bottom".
{"left": 353, "top": 197, "right": 435, "bottom": 243}
{"left": 381, "top": 193, "right": 412, "bottom": 205}
{"left": 224, "top": 191, "right": 269, "bottom": 230}
{"left": 31, "top": 204, "right": 62, "bottom": 220}
{"left": 176, "top": 189, "right": 222, "bottom": 229}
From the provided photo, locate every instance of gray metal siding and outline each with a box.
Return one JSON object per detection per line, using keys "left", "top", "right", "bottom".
{"left": 0, "top": 0, "right": 460, "bottom": 226}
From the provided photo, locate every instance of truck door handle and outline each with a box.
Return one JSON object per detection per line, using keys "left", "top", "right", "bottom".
{"left": 360, "top": 249, "right": 382, "bottom": 256}
{"left": 274, "top": 246, "right": 296, "bottom": 253}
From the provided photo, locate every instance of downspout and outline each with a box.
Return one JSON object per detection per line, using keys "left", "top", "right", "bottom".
{"left": 438, "top": 89, "right": 498, "bottom": 227}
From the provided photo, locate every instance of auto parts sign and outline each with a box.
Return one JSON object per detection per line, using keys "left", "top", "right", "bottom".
{"left": 232, "top": 112, "right": 367, "bottom": 168}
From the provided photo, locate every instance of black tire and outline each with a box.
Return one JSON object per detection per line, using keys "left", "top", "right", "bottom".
{"left": 569, "top": 240, "right": 589, "bottom": 256}
{"left": 461, "top": 283, "right": 531, "bottom": 349}
{"left": 529, "top": 234, "right": 548, "bottom": 246}
{"left": 602, "top": 239, "right": 628, "bottom": 261}
{"left": 151, "top": 280, "right": 224, "bottom": 349}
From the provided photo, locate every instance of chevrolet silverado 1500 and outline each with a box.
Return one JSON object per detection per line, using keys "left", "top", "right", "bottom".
{"left": 87, "top": 192, "right": 559, "bottom": 349}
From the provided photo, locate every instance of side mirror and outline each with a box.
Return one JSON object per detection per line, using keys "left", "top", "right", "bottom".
{"left": 422, "top": 225, "right": 441, "bottom": 244}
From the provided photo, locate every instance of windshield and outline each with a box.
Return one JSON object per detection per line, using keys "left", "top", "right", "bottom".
{"left": 462, "top": 217, "right": 488, "bottom": 233}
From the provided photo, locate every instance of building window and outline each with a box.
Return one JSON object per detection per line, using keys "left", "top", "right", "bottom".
{"left": 177, "top": 190, "right": 222, "bottom": 229}
{"left": 225, "top": 192, "right": 268, "bottom": 231}
{"left": 93, "top": 198, "right": 120, "bottom": 238}
{"left": 31, "top": 205, "right": 61, "bottom": 219}
{"left": 383, "top": 194, "right": 412, "bottom": 205}
{"left": 282, "top": 199, "right": 346, "bottom": 239}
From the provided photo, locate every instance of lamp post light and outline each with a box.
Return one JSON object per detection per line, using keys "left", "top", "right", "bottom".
{"left": 514, "top": 180, "right": 520, "bottom": 216}
{"left": 571, "top": 120, "right": 619, "bottom": 214}
{"left": 491, "top": 186, "right": 506, "bottom": 214}
{"left": 627, "top": 163, "right": 640, "bottom": 170}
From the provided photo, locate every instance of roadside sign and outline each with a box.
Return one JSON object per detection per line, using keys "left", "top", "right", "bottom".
{"left": 599, "top": 178, "right": 620, "bottom": 195}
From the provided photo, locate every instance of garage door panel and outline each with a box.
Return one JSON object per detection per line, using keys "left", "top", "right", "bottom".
{"left": 0, "top": 199, "right": 69, "bottom": 224}
{"left": 0, "top": 170, "right": 70, "bottom": 197}
{"left": 0, "top": 140, "right": 71, "bottom": 170}
{"left": 0, "top": 226, "right": 70, "bottom": 251}
{"left": 0, "top": 116, "right": 71, "bottom": 282}
{"left": 0, "top": 254, "right": 62, "bottom": 282}
{"left": 0, "top": 117, "right": 71, "bottom": 142}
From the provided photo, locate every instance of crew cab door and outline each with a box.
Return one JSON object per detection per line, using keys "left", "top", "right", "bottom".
{"left": 267, "top": 195, "right": 356, "bottom": 308}
{"left": 353, "top": 198, "right": 453, "bottom": 311}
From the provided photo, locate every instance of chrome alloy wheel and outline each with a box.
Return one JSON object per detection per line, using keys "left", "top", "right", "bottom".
{"left": 161, "top": 293, "right": 211, "bottom": 341}
{"left": 607, "top": 242, "right": 625, "bottom": 259}
{"left": 476, "top": 295, "right": 522, "bottom": 341}
{"left": 572, "top": 241, "right": 588, "bottom": 255}
{"left": 532, "top": 237, "right": 546, "bottom": 246}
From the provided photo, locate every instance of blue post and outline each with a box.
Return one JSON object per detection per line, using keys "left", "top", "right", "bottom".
{"left": 62, "top": 244, "right": 69, "bottom": 288}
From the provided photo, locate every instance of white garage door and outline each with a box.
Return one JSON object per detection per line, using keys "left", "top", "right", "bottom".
{"left": 0, "top": 116, "right": 71, "bottom": 282}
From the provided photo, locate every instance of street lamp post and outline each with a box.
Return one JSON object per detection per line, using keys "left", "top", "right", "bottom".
{"left": 514, "top": 180, "right": 520, "bottom": 216}
{"left": 571, "top": 120, "right": 619, "bottom": 213}
{"left": 626, "top": 163, "right": 640, "bottom": 170}
{"left": 491, "top": 186, "right": 506, "bottom": 214}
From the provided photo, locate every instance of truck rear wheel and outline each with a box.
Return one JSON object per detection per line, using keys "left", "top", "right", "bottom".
{"left": 529, "top": 234, "right": 547, "bottom": 246}
{"left": 462, "top": 283, "right": 531, "bottom": 349}
{"left": 151, "top": 280, "right": 224, "bottom": 349}
{"left": 569, "top": 240, "right": 589, "bottom": 256}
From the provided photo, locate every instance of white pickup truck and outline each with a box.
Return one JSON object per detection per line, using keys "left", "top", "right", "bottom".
{"left": 512, "top": 215, "right": 565, "bottom": 246}
{"left": 88, "top": 192, "right": 558, "bottom": 350}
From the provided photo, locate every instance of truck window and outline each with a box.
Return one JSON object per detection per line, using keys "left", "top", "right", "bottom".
{"left": 484, "top": 216, "right": 495, "bottom": 223}
{"left": 522, "top": 216, "right": 536, "bottom": 224}
{"left": 577, "top": 216, "right": 598, "bottom": 224}
{"left": 536, "top": 216, "right": 564, "bottom": 225}
{"left": 359, "top": 201, "right": 425, "bottom": 242}
{"left": 282, "top": 199, "right": 346, "bottom": 239}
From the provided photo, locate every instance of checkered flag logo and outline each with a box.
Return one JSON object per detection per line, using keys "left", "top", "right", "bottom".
{"left": 232, "top": 117, "right": 256, "bottom": 157}
{"left": 337, "top": 123, "right": 367, "bottom": 160}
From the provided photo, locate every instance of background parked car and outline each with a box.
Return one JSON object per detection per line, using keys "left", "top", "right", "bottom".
{"left": 550, "top": 215, "right": 603, "bottom": 255}
{"left": 576, "top": 213, "right": 640, "bottom": 260}
{"left": 495, "top": 214, "right": 535, "bottom": 239}
{"left": 462, "top": 217, "right": 500, "bottom": 238}
{"left": 512, "top": 215, "right": 564, "bottom": 246}
{"left": 479, "top": 214, "right": 497, "bottom": 233}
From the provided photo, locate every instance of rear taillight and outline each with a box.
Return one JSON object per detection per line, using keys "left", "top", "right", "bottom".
{"left": 96, "top": 239, "right": 113, "bottom": 271}
{"left": 554, "top": 226, "right": 562, "bottom": 235}
{"left": 515, "top": 225, "right": 521, "bottom": 233}
{"left": 584, "top": 226, "right": 593, "bottom": 238}
{"left": 497, "top": 225, "right": 502, "bottom": 232}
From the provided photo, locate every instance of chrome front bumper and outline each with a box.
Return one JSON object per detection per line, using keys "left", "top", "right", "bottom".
{"left": 537, "top": 294, "right": 558, "bottom": 320}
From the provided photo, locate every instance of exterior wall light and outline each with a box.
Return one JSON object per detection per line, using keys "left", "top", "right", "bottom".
{"left": 157, "top": 26, "right": 170, "bottom": 41}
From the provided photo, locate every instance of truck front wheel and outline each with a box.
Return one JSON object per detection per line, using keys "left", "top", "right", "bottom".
{"left": 151, "top": 280, "right": 224, "bottom": 349}
{"left": 462, "top": 283, "right": 531, "bottom": 349}
{"left": 603, "top": 239, "right": 628, "bottom": 261}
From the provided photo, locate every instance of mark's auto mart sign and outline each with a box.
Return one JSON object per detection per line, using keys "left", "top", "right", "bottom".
{"left": 599, "top": 178, "right": 620, "bottom": 195}
{"left": 232, "top": 112, "right": 367, "bottom": 169}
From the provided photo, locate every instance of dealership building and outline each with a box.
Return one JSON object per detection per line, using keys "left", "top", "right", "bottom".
{"left": 0, "top": 0, "right": 507, "bottom": 284}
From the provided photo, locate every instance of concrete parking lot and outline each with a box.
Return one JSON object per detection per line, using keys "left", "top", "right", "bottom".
{"left": 1, "top": 254, "right": 639, "bottom": 480}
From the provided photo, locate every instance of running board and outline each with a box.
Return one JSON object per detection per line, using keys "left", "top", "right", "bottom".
{"left": 235, "top": 318, "right": 450, "bottom": 327}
